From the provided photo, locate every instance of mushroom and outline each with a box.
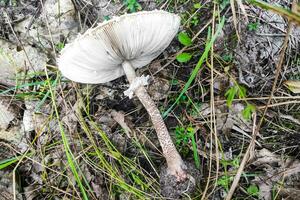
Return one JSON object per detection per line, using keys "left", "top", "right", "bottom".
{"left": 58, "top": 10, "right": 187, "bottom": 181}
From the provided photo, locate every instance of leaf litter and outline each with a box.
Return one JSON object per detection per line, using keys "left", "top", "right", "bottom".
{"left": 0, "top": 0, "right": 299, "bottom": 199}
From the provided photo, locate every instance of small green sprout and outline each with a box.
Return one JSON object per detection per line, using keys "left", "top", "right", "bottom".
{"left": 193, "top": 3, "right": 201, "bottom": 9}
{"left": 225, "top": 84, "right": 246, "bottom": 107}
{"left": 176, "top": 52, "right": 192, "bottom": 63}
{"left": 225, "top": 83, "right": 256, "bottom": 120}
{"left": 191, "top": 16, "right": 200, "bottom": 26}
{"left": 217, "top": 175, "right": 233, "bottom": 191}
{"left": 247, "top": 22, "right": 260, "bottom": 31}
{"left": 222, "top": 53, "right": 233, "bottom": 62}
{"left": 176, "top": 32, "right": 193, "bottom": 63}
{"left": 242, "top": 104, "right": 256, "bottom": 120}
{"left": 247, "top": 185, "right": 259, "bottom": 196}
{"left": 178, "top": 32, "right": 192, "bottom": 46}
{"left": 56, "top": 42, "right": 65, "bottom": 51}
{"left": 124, "top": 0, "right": 142, "bottom": 13}
{"left": 175, "top": 125, "right": 200, "bottom": 168}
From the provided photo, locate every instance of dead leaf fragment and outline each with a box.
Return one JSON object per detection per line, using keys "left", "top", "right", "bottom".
{"left": 0, "top": 40, "right": 48, "bottom": 85}
{"left": 252, "top": 148, "right": 300, "bottom": 200}
{"left": 0, "top": 103, "right": 15, "bottom": 130}
{"left": 14, "top": 0, "right": 78, "bottom": 49}
{"left": 148, "top": 77, "right": 170, "bottom": 100}
{"left": 23, "top": 100, "right": 49, "bottom": 133}
{"left": 284, "top": 80, "right": 300, "bottom": 94}
{"left": 0, "top": 170, "right": 22, "bottom": 200}
{"left": 111, "top": 110, "right": 132, "bottom": 138}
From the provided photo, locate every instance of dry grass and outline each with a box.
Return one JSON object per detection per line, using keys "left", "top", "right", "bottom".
{"left": 0, "top": 0, "right": 299, "bottom": 199}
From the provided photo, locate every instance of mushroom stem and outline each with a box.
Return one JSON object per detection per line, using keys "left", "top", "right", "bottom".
{"left": 122, "top": 61, "right": 187, "bottom": 181}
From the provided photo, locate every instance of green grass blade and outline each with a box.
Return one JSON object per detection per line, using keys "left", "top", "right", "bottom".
{"left": 0, "top": 152, "right": 34, "bottom": 170}
{"left": 76, "top": 95, "right": 151, "bottom": 198}
{"left": 191, "top": 134, "right": 200, "bottom": 169}
{"left": 0, "top": 156, "right": 19, "bottom": 170}
{"left": 45, "top": 73, "right": 89, "bottom": 200}
{"left": 249, "top": 0, "right": 300, "bottom": 24}
{"left": 163, "top": 16, "right": 225, "bottom": 118}
{"left": 35, "top": 90, "right": 51, "bottom": 112}
{"left": 0, "top": 81, "right": 49, "bottom": 95}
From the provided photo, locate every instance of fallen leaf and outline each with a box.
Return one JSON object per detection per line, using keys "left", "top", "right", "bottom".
{"left": 252, "top": 148, "right": 300, "bottom": 200}
{"left": 0, "top": 40, "right": 48, "bottom": 85}
{"left": 284, "top": 80, "right": 300, "bottom": 93}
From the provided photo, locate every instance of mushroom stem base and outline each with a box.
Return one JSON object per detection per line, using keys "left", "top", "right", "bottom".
{"left": 122, "top": 61, "right": 187, "bottom": 181}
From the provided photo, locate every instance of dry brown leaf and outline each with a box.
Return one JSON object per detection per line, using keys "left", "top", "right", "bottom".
{"left": 252, "top": 148, "right": 300, "bottom": 200}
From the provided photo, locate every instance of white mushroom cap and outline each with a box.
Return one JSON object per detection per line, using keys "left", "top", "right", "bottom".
{"left": 58, "top": 10, "right": 180, "bottom": 84}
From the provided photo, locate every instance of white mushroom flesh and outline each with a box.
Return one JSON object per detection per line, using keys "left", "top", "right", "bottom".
{"left": 58, "top": 10, "right": 180, "bottom": 83}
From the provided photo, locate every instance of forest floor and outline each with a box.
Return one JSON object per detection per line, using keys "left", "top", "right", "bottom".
{"left": 0, "top": 0, "right": 300, "bottom": 199}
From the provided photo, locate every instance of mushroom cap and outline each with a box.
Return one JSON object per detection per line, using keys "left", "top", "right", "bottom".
{"left": 58, "top": 10, "right": 180, "bottom": 84}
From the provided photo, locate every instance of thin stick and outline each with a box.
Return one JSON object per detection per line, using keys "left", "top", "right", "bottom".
{"left": 225, "top": 113, "right": 257, "bottom": 200}
{"left": 257, "top": 100, "right": 300, "bottom": 109}
{"left": 225, "top": 12, "right": 294, "bottom": 199}
{"left": 230, "top": 0, "right": 240, "bottom": 42}
{"left": 216, "top": 95, "right": 300, "bottom": 102}
{"left": 201, "top": 3, "right": 219, "bottom": 199}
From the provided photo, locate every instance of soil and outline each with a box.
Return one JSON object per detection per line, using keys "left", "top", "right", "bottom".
{"left": 160, "top": 161, "right": 201, "bottom": 199}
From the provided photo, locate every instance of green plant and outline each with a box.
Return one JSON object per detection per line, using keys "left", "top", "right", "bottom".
{"left": 178, "top": 32, "right": 192, "bottom": 46}
{"left": 104, "top": 15, "right": 111, "bottom": 21}
{"left": 218, "top": 156, "right": 240, "bottom": 191}
{"left": 218, "top": 0, "right": 230, "bottom": 10}
{"left": 45, "top": 73, "right": 90, "bottom": 200}
{"left": 242, "top": 103, "right": 256, "bottom": 120}
{"left": 217, "top": 175, "right": 233, "bottom": 191}
{"left": 124, "top": 0, "right": 142, "bottom": 13}
{"left": 76, "top": 94, "right": 159, "bottom": 198}
{"left": 175, "top": 126, "right": 189, "bottom": 145}
{"left": 193, "top": 3, "right": 201, "bottom": 9}
{"left": 176, "top": 32, "right": 193, "bottom": 63}
{"left": 247, "top": 22, "right": 260, "bottom": 31}
{"left": 225, "top": 84, "right": 246, "bottom": 107}
{"left": 170, "top": 78, "right": 179, "bottom": 86}
{"left": 0, "top": 156, "right": 20, "bottom": 170}
{"left": 225, "top": 83, "right": 256, "bottom": 120}
{"left": 220, "top": 157, "right": 240, "bottom": 169}
{"left": 163, "top": 17, "right": 226, "bottom": 118}
{"left": 247, "top": 184, "right": 259, "bottom": 196}
{"left": 175, "top": 125, "right": 200, "bottom": 168}
{"left": 176, "top": 52, "right": 192, "bottom": 63}
{"left": 176, "top": 93, "right": 188, "bottom": 105}
{"left": 222, "top": 53, "right": 233, "bottom": 62}
{"left": 56, "top": 42, "right": 65, "bottom": 51}
{"left": 190, "top": 16, "right": 200, "bottom": 26}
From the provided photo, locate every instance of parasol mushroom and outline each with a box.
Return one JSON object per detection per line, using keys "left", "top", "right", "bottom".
{"left": 58, "top": 10, "right": 187, "bottom": 181}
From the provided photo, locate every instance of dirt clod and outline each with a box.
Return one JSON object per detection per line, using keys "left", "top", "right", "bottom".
{"left": 160, "top": 161, "right": 201, "bottom": 199}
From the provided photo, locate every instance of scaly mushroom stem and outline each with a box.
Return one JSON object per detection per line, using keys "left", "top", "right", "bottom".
{"left": 122, "top": 61, "right": 187, "bottom": 181}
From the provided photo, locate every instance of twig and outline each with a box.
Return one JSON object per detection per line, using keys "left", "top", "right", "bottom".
{"left": 257, "top": 100, "right": 300, "bottom": 109}
{"left": 201, "top": 3, "right": 219, "bottom": 199}
{"left": 236, "top": 0, "right": 249, "bottom": 24}
{"left": 111, "top": 110, "right": 132, "bottom": 138}
{"left": 230, "top": 0, "right": 240, "bottom": 42}
{"left": 225, "top": 112, "right": 257, "bottom": 200}
{"left": 225, "top": 7, "right": 294, "bottom": 199}
{"left": 216, "top": 95, "right": 300, "bottom": 102}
